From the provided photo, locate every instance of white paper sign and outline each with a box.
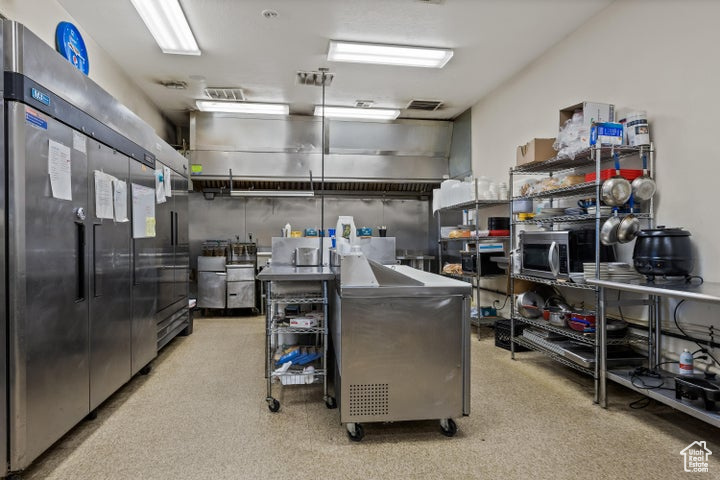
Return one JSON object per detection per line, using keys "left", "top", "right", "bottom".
{"left": 132, "top": 183, "right": 156, "bottom": 238}
{"left": 94, "top": 171, "right": 115, "bottom": 219}
{"left": 163, "top": 165, "right": 172, "bottom": 197}
{"left": 155, "top": 168, "right": 166, "bottom": 204}
{"left": 48, "top": 139, "right": 72, "bottom": 201}
{"left": 113, "top": 179, "right": 129, "bottom": 223}
{"left": 72, "top": 130, "right": 87, "bottom": 154}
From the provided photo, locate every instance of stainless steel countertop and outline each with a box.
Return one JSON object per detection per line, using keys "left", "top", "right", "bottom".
{"left": 587, "top": 278, "right": 720, "bottom": 304}
{"left": 256, "top": 265, "right": 335, "bottom": 281}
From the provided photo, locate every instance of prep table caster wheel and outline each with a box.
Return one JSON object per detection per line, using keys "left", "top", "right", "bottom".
{"left": 346, "top": 423, "right": 364, "bottom": 442}
{"left": 267, "top": 397, "right": 280, "bottom": 413}
{"left": 7, "top": 473, "right": 22, "bottom": 480}
{"left": 252, "top": 308, "right": 260, "bottom": 315}
{"left": 85, "top": 409, "right": 98, "bottom": 421}
{"left": 440, "top": 418, "right": 457, "bottom": 437}
{"left": 139, "top": 364, "right": 152, "bottom": 376}
{"left": 325, "top": 396, "right": 337, "bottom": 409}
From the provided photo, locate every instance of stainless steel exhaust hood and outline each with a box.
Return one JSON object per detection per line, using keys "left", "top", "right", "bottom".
{"left": 188, "top": 112, "right": 451, "bottom": 195}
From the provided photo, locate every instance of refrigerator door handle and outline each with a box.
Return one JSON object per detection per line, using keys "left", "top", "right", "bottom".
{"left": 170, "top": 210, "right": 175, "bottom": 246}
{"left": 132, "top": 238, "right": 139, "bottom": 286}
{"left": 76, "top": 222, "right": 86, "bottom": 302}
{"left": 92, "top": 223, "right": 102, "bottom": 297}
{"left": 174, "top": 212, "right": 179, "bottom": 246}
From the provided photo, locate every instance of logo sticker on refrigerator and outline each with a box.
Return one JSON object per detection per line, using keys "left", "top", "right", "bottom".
{"left": 25, "top": 107, "right": 48, "bottom": 130}
{"left": 31, "top": 88, "right": 51, "bottom": 106}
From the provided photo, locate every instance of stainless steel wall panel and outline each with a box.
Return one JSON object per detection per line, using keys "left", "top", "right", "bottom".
{"left": 8, "top": 102, "right": 90, "bottom": 469}
{"left": 188, "top": 194, "right": 430, "bottom": 270}
{"left": 87, "top": 139, "right": 132, "bottom": 410}
{"left": 191, "top": 113, "right": 321, "bottom": 153}
{"left": 130, "top": 160, "right": 158, "bottom": 375}
{"left": 448, "top": 109, "right": 472, "bottom": 179}
{"left": 327, "top": 119, "right": 452, "bottom": 157}
{"left": 189, "top": 151, "right": 447, "bottom": 182}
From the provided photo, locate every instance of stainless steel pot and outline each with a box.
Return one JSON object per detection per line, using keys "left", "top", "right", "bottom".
{"left": 600, "top": 213, "right": 621, "bottom": 245}
{"left": 601, "top": 154, "right": 632, "bottom": 207}
{"left": 516, "top": 291, "right": 544, "bottom": 319}
{"left": 631, "top": 152, "right": 656, "bottom": 201}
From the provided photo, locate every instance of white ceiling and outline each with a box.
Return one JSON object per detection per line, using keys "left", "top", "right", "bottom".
{"left": 58, "top": 0, "right": 613, "bottom": 127}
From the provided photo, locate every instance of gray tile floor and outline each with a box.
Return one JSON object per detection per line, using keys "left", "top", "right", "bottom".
{"left": 23, "top": 316, "right": 720, "bottom": 479}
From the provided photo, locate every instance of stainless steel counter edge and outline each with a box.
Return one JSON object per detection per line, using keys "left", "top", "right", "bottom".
{"left": 587, "top": 278, "right": 720, "bottom": 304}
{"left": 256, "top": 266, "right": 336, "bottom": 281}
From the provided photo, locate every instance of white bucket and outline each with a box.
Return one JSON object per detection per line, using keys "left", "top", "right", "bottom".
{"left": 626, "top": 111, "right": 650, "bottom": 146}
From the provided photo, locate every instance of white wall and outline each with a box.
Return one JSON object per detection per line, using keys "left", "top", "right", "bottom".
{"left": 0, "top": 0, "right": 172, "bottom": 140}
{"left": 471, "top": 0, "right": 720, "bottom": 362}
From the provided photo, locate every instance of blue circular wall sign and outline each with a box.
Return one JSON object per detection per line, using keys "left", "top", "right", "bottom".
{"left": 55, "top": 22, "right": 89, "bottom": 75}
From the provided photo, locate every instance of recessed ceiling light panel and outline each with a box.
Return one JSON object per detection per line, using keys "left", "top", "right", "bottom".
{"left": 131, "top": 0, "right": 201, "bottom": 55}
{"left": 196, "top": 101, "right": 289, "bottom": 115}
{"left": 314, "top": 106, "right": 400, "bottom": 120}
{"left": 328, "top": 40, "right": 453, "bottom": 68}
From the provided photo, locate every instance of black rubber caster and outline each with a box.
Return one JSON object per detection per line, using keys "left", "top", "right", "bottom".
{"left": 7, "top": 473, "right": 22, "bottom": 480}
{"left": 347, "top": 423, "right": 364, "bottom": 442}
{"left": 325, "top": 396, "right": 337, "bottom": 409}
{"left": 267, "top": 398, "right": 280, "bottom": 413}
{"left": 252, "top": 308, "right": 260, "bottom": 315}
{"left": 139, "top": 365, "right": 152, "bottom": 375}
{"left": 85, "top": 410, "right": 98, "bottom": 421}
{"left": 440, "top": 418, "right": 457, "bottom": 437}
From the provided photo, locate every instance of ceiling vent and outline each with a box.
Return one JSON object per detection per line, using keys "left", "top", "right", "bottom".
{"left": 204, "top": 87, "right": 246, "bottom": 101}
{"left": 406, "top": 99, "right": 443, "bottom": 111}
{"left": 297, "top": 70, "right": 334, "bottom": 87}
{"left": 159, "top": 80, "right": 188, "bottom": 90}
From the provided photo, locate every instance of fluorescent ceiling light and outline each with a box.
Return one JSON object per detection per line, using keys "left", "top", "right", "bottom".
{"left": 328, "top": 40, "right": 453, "bottom": 68}
{"left": 314, "top": 106, "right": 400, "bottom": 120}
{"left": 230, "top": 190, "right": 314, "bottom": 197}
{"left": 196, "top": 101, "right": 289, "bottom": 115}
{"left": 131, "top": 0, "right": 201, "bottom": 55}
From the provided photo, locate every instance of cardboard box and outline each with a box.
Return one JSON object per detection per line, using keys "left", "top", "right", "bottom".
{"left": 559, "top": 102, "right": 615, "bottom": 148}
{"left": 559, "top": 101, "right": 615, "bottom": 128}
{"left": 516, "top": 138, "right": 556, "bottom": 166}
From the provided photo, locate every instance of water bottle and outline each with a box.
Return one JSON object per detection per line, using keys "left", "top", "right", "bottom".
{"left": 679, "top": 349, "right": 694, "bottom": 376}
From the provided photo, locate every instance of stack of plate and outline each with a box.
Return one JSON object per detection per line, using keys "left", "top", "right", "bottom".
{"left": 583, "top": 262, "right": 645, "bottom": 281}
{"left": 535, "top": 207, "right": 566, "bottom": 219}
{"left": 586, "top": 206, "right": 613, "bottom": 216}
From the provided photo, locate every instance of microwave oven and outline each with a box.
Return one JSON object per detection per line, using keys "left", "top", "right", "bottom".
{"left": 519, "top": 229, "right": 615, "bottom": 279}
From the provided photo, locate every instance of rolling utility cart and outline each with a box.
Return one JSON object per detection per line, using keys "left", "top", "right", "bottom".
{"left": 257, "top": 266, "right": 337, "bottom": 412}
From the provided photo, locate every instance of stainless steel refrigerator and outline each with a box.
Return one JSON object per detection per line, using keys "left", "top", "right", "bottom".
{"left": 1, "top": 21, "right": 190, "bottom": 476}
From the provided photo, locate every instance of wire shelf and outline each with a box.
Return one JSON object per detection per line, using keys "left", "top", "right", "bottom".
{"left": 512, "top": 315, "right": 636, "bottom": 346}
{"left": 513, "top": 182, "right": 598, "bottom": 200}
{"left": 269, "top": 294, "right": 326, "bottom": 304}
{"left": 511, "top": 145, "right": 648, "bottom": 174}
{"left": 511, "top": 274, "right": 598, "bottom": 290}
{"left": 515, "top": 212, "right": 652, "bottom": 225}
{"left": 513, "top": 337, "right": 595, "bottom": 376}
{"left": 439, "top": 236, "right": 510, "bottom": 242}
{"left": 438, "top": 199, "right": 510, "bottom": 212}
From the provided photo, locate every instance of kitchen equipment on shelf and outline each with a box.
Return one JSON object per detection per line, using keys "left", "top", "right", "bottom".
{"left": 295, "top": 247, "right": 320, "bottom": 267}
{"left": 304, "top": 228, "right": 318, "bottom": 237}
{"left": 568, "top": 310, "right": 596, "bottom": 332}
{"left": 378, "top": 226, "right": 387, "bottom": 237}
{"left": 336, "top": 216, "right": 358, "bottom": 254}
{"left": 600, "top": 210, "right": 621, "bottom": 245}
{"left": 357, "top": 227, "right": 372, "bottom": 237}
{"left": 631, "top": 152, "right": 656, "bottom": 201}
{"left": 632, "top": 226, "right": 694, "bottom": 280}
{"left": 601, "top": 153, "right": 632, "bottom": 207}
{"left": 516, "top": 291, "right": 544, "bottom": 319}
{"left": 283, "top": 223, "right": 292, "bottom": 237}
{"left": 519, "top": 229, "right": 615, "bottom": 280}
{"left": 489, "top": 229, "right": 510, "bottom": 237}
{"left": 606, "top": 318, "right": 629, "bottom": 338}
{"left": 616, "top": 206, "right": 641, "bottom": 244}
{"left": 290, "top": 231, "right": 302, "bottom": 238}
{"left": 488, "top": 217, "right": 510, "bottom": 230}
{"left": 675, "top": 377, "right": 720, "bottom": 411}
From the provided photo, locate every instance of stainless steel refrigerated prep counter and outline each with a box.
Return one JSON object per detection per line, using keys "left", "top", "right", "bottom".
{"left": 330, "top": 254, "right": 472, "bottom": 441}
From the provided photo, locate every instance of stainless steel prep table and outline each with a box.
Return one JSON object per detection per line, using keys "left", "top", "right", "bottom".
{"left": 257, "top": 266, "right": 337, "bottom": 413}
{"left": 330, "top": 256, "right": 471, "bottom": 440}
{"left": 588, "top": 277, "right": 720, "bottom": 427}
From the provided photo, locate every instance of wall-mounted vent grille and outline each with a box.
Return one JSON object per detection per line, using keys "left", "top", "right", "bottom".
{"left": 204, "top": 87, "right": 245, "bottom": 101}
{"left": 406, "top": 99, "right": 443, "bottom": 111}
{"left": 349, "top": 383, "right": 389, "bottom": 417}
